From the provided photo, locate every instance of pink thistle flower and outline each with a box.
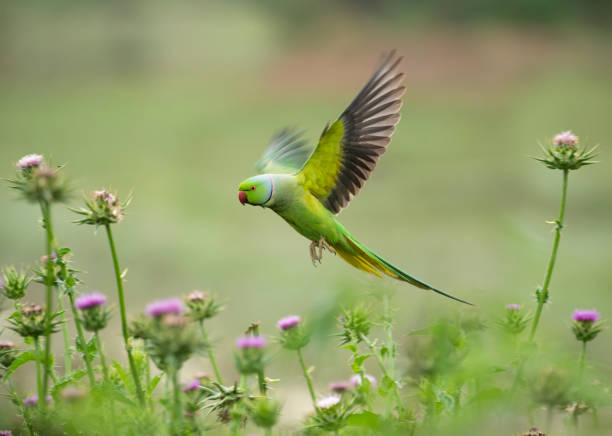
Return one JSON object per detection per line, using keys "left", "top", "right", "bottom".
{"left": 17, "top": 154, "right": 43, "bottom": 170}
{"left": 75, "top": 292, "right": 107, "bottom": 310}
{"left": 0, "top": 430, "right": 12, "bottom": 436}
{"left": 146, "top": 298, "right": 184, "bottom": 318}
{"left": 553, "top": 131, "right": 578, "bottom": 147}
{"left": 182, "top": 378, "right": 200, "bottom": 392}
{"left": 329, "top": 381, "right": 351, "bottom": 393}
{"left": 350, "top": 373, "right": 376, "bottom": 388}
{"left": 235, "top": 335, "right": 267, "bottom": 349}
{"left": 506, "top": 304, "right": 521, "bottom": 311}
{"left": 23, "top": 395, "right": 51, "bottom": 407}
{"left": 277, "top": 315, "right": 300, "bottom": 331}
{"left": 572, "top": 310, "right": 600, "bottom": 323}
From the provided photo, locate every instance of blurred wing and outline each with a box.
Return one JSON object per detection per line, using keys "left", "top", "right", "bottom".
{"left": 255, "top": 128, "right": 313, "bottom": 174}
{"left": 297, "top": 51, "right": 405, "bottom": 214}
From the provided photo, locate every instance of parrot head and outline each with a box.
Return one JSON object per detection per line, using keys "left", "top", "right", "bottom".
{"left": 237, "top": 175, "right": 273, "bottom": 206}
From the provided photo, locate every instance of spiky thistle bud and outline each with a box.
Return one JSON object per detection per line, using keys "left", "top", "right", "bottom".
{"left": 0, "top": 340, "right": 17, "bottom": 368}
{"left": 8, "top": 303, "right": 60, "bottom": 338}
{"left": 185, "top": 290, "right": 222, "bottom": 322}
{"left": 7, "top": 155, "right": 69, "bottom": 203}
{"left": 338, "top": 306, "right": 372, "bottom": 345}
{"left": 71, "top": 188, "right": 130, "bottom": 226}
{"left": 571, "top": 309, "right": 603, "bottom": 343}
{"left": 246, "top": 397, "right": 281, "bottom": 430}
{"left": 277, "top": 315, "right": 310, "bottom": 350}
{"left": 75, "top": 292, "right": 111, "bottom": 332}
{"left": 0, "top": 266, "right": 31, "bottom": 300}
{"left": 499, "top": 303, "right": 529, "bottom": 335}
{"left": 535, "top": 130, "right": 597, "bottom": 171}
{"left": 235, "top": 335, "right": 267, "bottom": 375}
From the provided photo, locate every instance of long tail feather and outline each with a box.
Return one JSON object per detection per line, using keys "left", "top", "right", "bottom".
{"left": 336, "top": 235, "right": 472, "bottom": 305}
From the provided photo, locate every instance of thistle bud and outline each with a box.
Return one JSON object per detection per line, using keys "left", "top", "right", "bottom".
{"left": 0, "top": 340, "right": 17, "bottom": 368}
{"left": 75, "top": 292, "right": 111, "bottom": 332}
{"left": 571, "top": 309, "right": 603, "bottom": 343}
{"left": 1, "top": 266, "right": 31, "bottom": 300}
{"left": 277, "top": 315, "right": 310, "bottom": 350}
{"left": 8, "top": 304, "right": 57, "bottom": 338}
{"left": 185, "top": 290, "right": 221, "bottom": 322}
{"left": 71, "top": 188, "right": 130, "bottom": 226}
{"left": 329, "top": 381, "right": 351, "bottom": 394}
{"left": 339, "top": 306, "right": 372, "bottom": 345}
{"left": 349, "top": 373, "right": 376, "bottom": 389}
{"left": 234, "top": 335, "right": 267, "bottom": 375}
{"left": 8, "top": 155, "right": 69, "bottom": 203}
{"left": 144, "top": 299, "right": 201, "bottom": 372}
{"left": 307, "top": 394, "right": 347, "bottom": 433}
{"left": 246, "top": 397, "right": 281, "bottom": 430}
{"left": 499, "top": 303, "right": 529, "bottom": 335}
{"left": 535, "top": 130, "right": 597, "bottom": 171}
{"left": 23, "top": 395, "right": 52, "bottom": 407}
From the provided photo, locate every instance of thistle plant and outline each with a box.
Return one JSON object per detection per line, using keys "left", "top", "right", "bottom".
{"left": 75, "top": 293, "right": 112, "bottom": 383}
{"left": 72, "top": 188, "right": 144, "bottom": 404}
{"left": 6, "top": 154, "right": 69, "bottom": 405}
{"left": 571, "top": 310, "right": 603, "bottom": 378}
{"left": 530, "top": 131, "right": 597, "bottom": 340}
{"left": 0, "top": 267, "right": 31, "bottom": 301}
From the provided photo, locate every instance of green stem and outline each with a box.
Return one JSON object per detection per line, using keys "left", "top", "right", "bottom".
{"left": 40, "top": 201, "right": 56, "bottom": 404}
{"left": 7, "top": 375, "right": 34, "bottom": 436}
{"left": 33, "top": 337, "right": 44, "bottom": 409}
{"left": 199, "top": 320, "right": 223, "bottom": 384}
{"left": 68, "top": 293, "right": 96, "bottom": 386}
{"left": 529, "top": 169, "right": 569, "bottom": 341}
{"left": 257, "top": 369, "right": 266, "bottom": 395}
{"left": 171, "top": 367, "right": 182, "bottom": 435}
{"left": 94, "top": 331, "right": 109, "bottom": 382}
{"left": 57, "top": 296, "right": 71, "bottom": 375}
{"left": 578, "top": 341, "right": 587, "bottom": 379}
{"left": 104, "top": 223, "right": 144, "bottom": 404}
{"left": 296, "top": 348, "right": 316, "bottom": 408}
{"left": 146, "top": 352, "right": 153, "bottom": 409}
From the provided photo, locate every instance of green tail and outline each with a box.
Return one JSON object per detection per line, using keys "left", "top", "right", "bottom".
{"left": 339, "top": 234, "right": 472, "bottom": 305}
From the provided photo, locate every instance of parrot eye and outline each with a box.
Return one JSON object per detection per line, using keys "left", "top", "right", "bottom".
{"left": 250, "top": 186, "right": 256, "bottom": 191}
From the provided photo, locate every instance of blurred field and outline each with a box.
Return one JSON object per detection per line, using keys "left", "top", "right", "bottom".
{"left": 1, "top": 1, "right": 611, "bottom": 432}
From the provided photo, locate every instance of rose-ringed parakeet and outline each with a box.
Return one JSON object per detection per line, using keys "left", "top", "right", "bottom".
{"left": 237, "top": 51, "right": 469, "bottom": 304}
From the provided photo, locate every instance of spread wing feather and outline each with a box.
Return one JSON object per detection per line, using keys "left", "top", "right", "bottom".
{"left": 297, "top": 51, "right": 405, "bottom": 214}
{"left": 255, "top": 128, "right": 313, "bottom": 174}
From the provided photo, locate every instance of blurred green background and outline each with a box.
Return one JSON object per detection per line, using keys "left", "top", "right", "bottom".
{"left": 1, "top": 0, "right": 611, "bottom": 432}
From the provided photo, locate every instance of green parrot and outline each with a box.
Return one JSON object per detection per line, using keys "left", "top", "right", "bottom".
{"left": 237, "top": 52, "right": 469, "bottom": 304}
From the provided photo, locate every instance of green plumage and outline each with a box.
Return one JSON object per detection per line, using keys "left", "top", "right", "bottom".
{"left": 237, "top": 51, "right": 470, "bottom": 305}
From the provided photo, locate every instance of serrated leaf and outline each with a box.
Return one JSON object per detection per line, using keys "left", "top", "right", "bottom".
{"left": 147, "top": 374, "right": 162, "bottom": 395}
{"left": 75, "top": 335, "right": 98, "bottom": 361}
{"left": 3, "top": 351, "right": 36, "bottom": 378}
{"left": 50, "top": 370, "right": 87, "bottom": 396}
{"left": 343, "top": 344, "right": 358, "bottom": 353}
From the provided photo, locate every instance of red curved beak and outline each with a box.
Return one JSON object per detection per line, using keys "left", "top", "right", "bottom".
{"left": 238, "top": 190, "right": 247, "bottom": 205}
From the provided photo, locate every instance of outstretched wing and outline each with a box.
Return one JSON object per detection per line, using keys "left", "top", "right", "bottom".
{"left": 297, "top": 51, "right": 404, "bottom": 214}
{"left": 255, "top": 128, "right": 313, "bottom": 174}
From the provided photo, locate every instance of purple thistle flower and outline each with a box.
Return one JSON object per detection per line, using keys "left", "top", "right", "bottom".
{"left": 235, "top": 335, "right": 267, "bottom": 349}
{"left": 0, "top": 430, "right": 12, "bottom": 436}
{"left": 277, "top": 315, "right": 300, "bottom": 331}
{"left": 329, "top": 381, "right": 351, "bottom": 393}
{"left": 553, "top": 130, "right": 578, "bottom": 147}
{"left": 506, "top": 304, "right": 521, "bottom": 311}
{"left": 75, "top": 292, "right": 107, "bottom": 310}
{"left": 146, "top": 298, "right": 185, "bottom": 318}
{"left": 182, "top": 378, "right": 201, "bottom": 392}
{"left": 572, "top": 310, "right": 600, "bottom": 323}
{"left": 17, "top": 154, "right": 43, "bottom": 170}
{"left": 23, "top": 395, "right": 51, "bottom": 407}
{"left": 316, "top": 395, "right": 340, "bottom": 409}
{"left": 350, "top": 373, "right": 376, "bottom": 388}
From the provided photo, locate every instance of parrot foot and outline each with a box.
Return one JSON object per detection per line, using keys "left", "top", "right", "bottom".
{"left": 309, "top": 238, "right": 336, "bottom": 266}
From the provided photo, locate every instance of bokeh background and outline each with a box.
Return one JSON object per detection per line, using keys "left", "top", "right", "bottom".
{"left": 1, "top": 0, "right": 611, "bottom": 433}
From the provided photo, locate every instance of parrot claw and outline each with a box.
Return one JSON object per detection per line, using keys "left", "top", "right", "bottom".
{"left": 309, "top": 238, "right": 335, "bottom": 266}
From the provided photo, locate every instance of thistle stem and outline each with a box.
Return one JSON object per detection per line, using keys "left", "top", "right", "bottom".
{"left": 578, "top": 341, "right": 587, "bottom": 379}
{"left": 39, "top": 201, "right": 56, "bottom": 404}
{"left": 257, "top": 369, "right": 266, "bottom": 395}
{"left": 56, "top": 296, "right": 71, "bottom": 375}
{"left": 104, "top": 223, "right": 144, "bottom": 404}
{"left": 529, "top": 169, "right": 569, "bottom": 341}
{"left": 296, "top": 348, "right": 316, "bottom": 408}
{"left": 33, "top": 337, "right": 44, "bottom": 409}
{"left": 171, "top": 367, "right": 182, "bottom": 435}
{"left": 7, "top": 376, "right": 34, "bottom": 436}
{"left": 199, "top": 320, "right": 223, "bottom": 384}
{"left": 68, "top": 293, "right": 96, "bottom": 386}
{"left": 94, "top": 331, "right": 109, "bottom": 382}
